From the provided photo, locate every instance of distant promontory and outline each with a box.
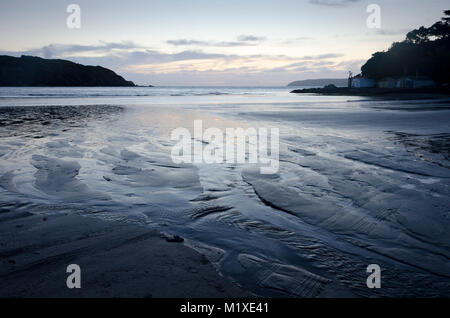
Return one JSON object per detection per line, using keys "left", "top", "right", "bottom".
{"left": 287, "top": 78, "right": 347, "bottom": 87}
{"left": 0, "top": 55, "right": 135, "bottom": 87}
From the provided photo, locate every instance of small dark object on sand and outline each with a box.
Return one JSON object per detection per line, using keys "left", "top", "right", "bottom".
{"left": 166, "top": 235, "right": 184, "bottom": 243}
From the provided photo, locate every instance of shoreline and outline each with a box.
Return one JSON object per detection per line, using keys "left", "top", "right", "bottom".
{"left": 290, "top": 87, "right": 450, "bottom": 99}
{"left": 0, "top": 210, "right": 250, "bottom": 298}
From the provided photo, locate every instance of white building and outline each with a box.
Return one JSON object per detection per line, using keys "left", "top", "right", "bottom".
{"left": 351, "top": 77, "right": 376, "bottom": 88}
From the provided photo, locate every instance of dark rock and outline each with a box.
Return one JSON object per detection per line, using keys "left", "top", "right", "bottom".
{"left": 323, "top": 84, "right": 338, "bottom": 90}
{"left": 165, "top": 235, "right": 184, "bottom": 243}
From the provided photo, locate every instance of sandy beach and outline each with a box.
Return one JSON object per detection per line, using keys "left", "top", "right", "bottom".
{"left": 0, "top": 87, "right": 449, "bottom": 298}
{"left": 0, "top": 209, "right": 248, "bottom": 297}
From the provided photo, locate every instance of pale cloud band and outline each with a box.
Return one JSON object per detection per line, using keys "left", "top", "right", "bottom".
{"left": 0, "top": 40, "right": 361, "bottom": 85}
{"left": 167, "top": 35, "right": 266, "bottom": 47}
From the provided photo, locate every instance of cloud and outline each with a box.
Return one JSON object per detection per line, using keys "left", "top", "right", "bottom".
{"left": 167, "top": 35, "right": 266, "bottom": 47}
{"left": 2, "top": 41, "right": 143, "bottom": 59}
{"left": 367, "top": 28, "right": 411, "bottom": 36}
{"left": 309, "top": 0, "right": 361, "bottom": 7}
{"left": 0, "top": 41, "right": 353, "bottom": 85}
{"left": 236, "top": 35, "right": 266, "bottom": 42}
{"left": 124, "top": 51, "right": 346, "bottom": 76}
{"left": 167, "top": 39, "right": 246, "bottom": 47}
{"left": 334, "top": 58, "right": 367, "bottom": 73}
{"left": 300, "top": 53, "right": 344, "bottom": 60}
{"left": 282, "top": 36, "right": 313, "bottom": 43}
{"left": 167, "top": 39, "right": 207, "bottom": 46}
{"left": 263, "top": 56, "right": 345, "bottom": 73}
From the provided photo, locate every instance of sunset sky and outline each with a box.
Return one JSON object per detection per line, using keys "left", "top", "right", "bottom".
{"left": 1, "top": 0, "right": 448, "bottom": 85}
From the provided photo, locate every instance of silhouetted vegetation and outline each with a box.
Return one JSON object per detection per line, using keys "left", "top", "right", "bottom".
{"left": 361, "top": 10, "right": 450, "bottom": 84}
{"left": 0, "top": 55, "right": 135, "bottom": 86}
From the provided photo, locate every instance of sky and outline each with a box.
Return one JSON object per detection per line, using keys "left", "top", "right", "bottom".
{"left": 0, "top": 0, "right": 448, "bottom": 86}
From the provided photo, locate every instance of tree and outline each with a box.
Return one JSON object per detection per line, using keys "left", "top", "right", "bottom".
{"left": 441, "top": 10, "right": 450, "bottom": 23}
{"left": 362, "top": 10, "right": 450, "bottom": 84}
{"left": 406, "top": 26, "right": 431, "bottom": 44}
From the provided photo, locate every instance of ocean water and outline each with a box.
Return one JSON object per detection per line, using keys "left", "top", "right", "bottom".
{"left": 0, "top": 86, "right": 449, "bottom": 297}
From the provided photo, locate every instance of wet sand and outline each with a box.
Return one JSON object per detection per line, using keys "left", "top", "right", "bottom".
{"left": 0, "top": 210, "right": 249, "bottom": 298}
{"left": 0, "top": 88, "right": 449, "bottom": 298}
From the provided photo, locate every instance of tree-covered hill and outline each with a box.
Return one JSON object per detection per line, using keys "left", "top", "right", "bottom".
{"left": 0, "top": 55, "right": 135, "bottom": 87}
{"left": 361, "top": 10, "right": 450, "bottom": 84}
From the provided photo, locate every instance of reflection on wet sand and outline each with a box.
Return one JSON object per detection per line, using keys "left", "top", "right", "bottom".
{"left": 0, "top": 95, "right": 449, "bottom": 297}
